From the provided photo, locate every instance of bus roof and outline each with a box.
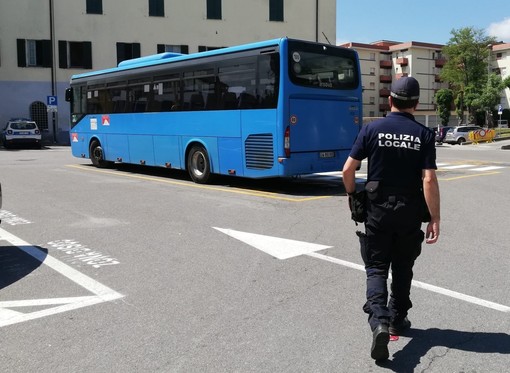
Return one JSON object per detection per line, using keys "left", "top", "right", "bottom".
{"left": 70, "top": 37, "right": 287, "bottom": 82}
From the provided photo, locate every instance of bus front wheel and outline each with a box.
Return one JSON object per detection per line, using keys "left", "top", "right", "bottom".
{"left": 90, "top": 140, "right": 113, "bottom": 168}
{"left": 187, "top": 145, "right": 211, "bottom": 184}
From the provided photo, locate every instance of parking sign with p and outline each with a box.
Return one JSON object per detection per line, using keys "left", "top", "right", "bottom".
{"left": 47, "top": 95, "right": 58, "bottom": 112}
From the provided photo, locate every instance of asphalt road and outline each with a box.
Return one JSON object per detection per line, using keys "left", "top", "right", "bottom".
{"left": 1, "top": 141, "right": 509, "bottom": 372}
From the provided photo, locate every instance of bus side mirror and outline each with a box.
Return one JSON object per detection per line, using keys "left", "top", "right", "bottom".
{"left": 65, "top": 88, "right": 73, "bottom": 102}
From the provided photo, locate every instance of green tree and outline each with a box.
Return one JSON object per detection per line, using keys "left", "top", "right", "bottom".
{"left": 440, "top": 27, "right": 497, "bottom": 124}
{"left": 473, "top": 75, "right": 510, "bottom": 127}
{"left": 435, "top": 89, "right": 454, "bottom": 125}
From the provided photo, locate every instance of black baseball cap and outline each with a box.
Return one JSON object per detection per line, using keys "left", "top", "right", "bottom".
{"left": 390, "top": 76, "right": 420, "bottom": 100}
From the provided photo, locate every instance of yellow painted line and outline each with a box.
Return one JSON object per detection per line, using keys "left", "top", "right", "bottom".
{"left": 66, "top": 164, "right": 331, "bottom": 202}
{"left": 438, "top": 171, "right": 501, "bottom": 181}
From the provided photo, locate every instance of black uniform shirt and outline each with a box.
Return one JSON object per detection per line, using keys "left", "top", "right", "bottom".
{"left": 349, "top": 112, "right": 437, "bottom": 190}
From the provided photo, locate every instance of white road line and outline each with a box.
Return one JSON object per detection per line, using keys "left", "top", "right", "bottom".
{"left": 307, "top": 252, "right": 510, "bottom": 313}
{"left": 469, "top": 166, "right": 504, "bottom": 171}
{"left": 440, "top": 164, "right": 475, "bottom": 169}
{"left": 411, "top": 280, "right": 510, "bottom": 313}
{"left": 0, "top": 227, "right": 124, "bottom": 327}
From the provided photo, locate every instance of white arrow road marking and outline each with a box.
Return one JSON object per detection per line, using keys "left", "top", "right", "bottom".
{"left": 0, "top": 227, "right": 124, "bottom": 328}
{"left": 215, "top": 228, "right": 510, "bottom": 313}
{"left": 213, "top": 227, "right": 331, "bottom": 259}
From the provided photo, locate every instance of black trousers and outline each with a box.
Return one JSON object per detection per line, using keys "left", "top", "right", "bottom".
{"left": 357, "top": 194, "right": 424, "bottom": 331}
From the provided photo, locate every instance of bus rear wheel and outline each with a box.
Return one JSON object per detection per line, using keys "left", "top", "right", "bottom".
{"left": 187, "top": 145, "right": 211, "bottom": 184}
{"left": 90, "top": 140, "right": 113, "bottom": 168}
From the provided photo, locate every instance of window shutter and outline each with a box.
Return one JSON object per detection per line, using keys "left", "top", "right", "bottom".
{"left": 83, "top": 41, "right": 92, "bottom": 69}
{"left": 42, "top": 40, "right": 53, "bottom": 68}
{"left": 149, "top": 0, "right": 164, "bottom": 16}
{"left": 17, "top": 39, "right": 27, "bottom": 67}
{"left": 116, "top": 43, "right": 126, "bottom": 65}
{"left": 59, "top": 40, "right": 68, "bottom": 68}
{"left": 207, "top": 0, "right": 222, "bottom": 19}
{"left": 270, "top": 0, "right": 284, "bottom": 21}
{"left": 133, "top": 43, "right": 141, "bottom": 58}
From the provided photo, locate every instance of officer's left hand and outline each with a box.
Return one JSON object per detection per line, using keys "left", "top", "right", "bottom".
{"left": 425, "top": 219, "right": 440, "bottom": 244}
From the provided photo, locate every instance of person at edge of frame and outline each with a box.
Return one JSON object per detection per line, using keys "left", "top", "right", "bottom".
{"left": 342, "top": 76, "right": 441, "bottom": 362}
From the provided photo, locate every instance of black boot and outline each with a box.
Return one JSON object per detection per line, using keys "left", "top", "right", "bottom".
{"left": 371, "top": 324, "right": 390, "bottom": 361}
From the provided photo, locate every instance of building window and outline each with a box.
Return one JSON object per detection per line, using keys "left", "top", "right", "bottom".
{"left": 370, "top": 53, "right": 376, "bottom": 61}
{"left": 59, "top": 41, "right": 92, "bottom": 69}
{"left": 370, "top": 67, "right": 375, "bottom": 75}
{"left": 207, "top": 0, "right": 221, "bottom": 20}
{"left": 157, "top": 44, "right": 189, "bottom": 54}
{"left": 17, "top": 39, "right": 52, "bottom": 68}
{"left": 86, "top": 0, "right": 103, "bottom": 14}
{"left": 198, "top": 45, "right": 225, "bottom": 52}
{"left": 269, "top": 0, "right": 284, "bottom": 21}
{"left": 149, "top": 0, "right": 164, "bottom": 17}
{"left": 116, "top": 42, "right": 141, "bottom": 64}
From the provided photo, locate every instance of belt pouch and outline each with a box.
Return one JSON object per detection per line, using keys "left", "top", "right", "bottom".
{"left": 365, "top": 180, "right": 380, "bottom": 201}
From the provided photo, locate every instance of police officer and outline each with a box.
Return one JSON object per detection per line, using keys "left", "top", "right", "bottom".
{"left": 342, "top": 76, "right": 440, "bottom": 361}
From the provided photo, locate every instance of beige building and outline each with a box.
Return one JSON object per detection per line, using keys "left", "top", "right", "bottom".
{"left": 342, "top": 40, "right": 510, "bottom": 127}
{"left": 341, "top": 40, "right": 448, "bottom": 127}
{"left": 492, "top": 43, "right": 510, "bottom": 115}
{"left": 0, "top": 0, "right": 335, "bottom": 143}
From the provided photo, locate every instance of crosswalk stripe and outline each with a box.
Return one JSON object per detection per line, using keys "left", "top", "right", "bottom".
{"left": 301, "top": 163, "right": 505, "bottom": 182}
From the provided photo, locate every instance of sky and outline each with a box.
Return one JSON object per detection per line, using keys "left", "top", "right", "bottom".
{"left": 336, "top": 0, "right": 510, "bottom": 45}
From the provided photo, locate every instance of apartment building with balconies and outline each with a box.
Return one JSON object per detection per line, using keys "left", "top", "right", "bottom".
{"left": 343, "top": 39, "right": 510, "bottom": 127}
{"left": 341, "top": 40, "right": 448, "bottom": 127}
{"left": 492, "top": 43, "right": 510, "bottom": 114}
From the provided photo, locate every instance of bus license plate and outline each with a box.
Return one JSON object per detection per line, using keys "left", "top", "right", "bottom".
{"left": 320, "top": 151, "right": 335, "bottom": 158}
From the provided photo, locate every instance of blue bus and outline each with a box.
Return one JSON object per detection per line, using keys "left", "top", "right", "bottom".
{"left": 66, "top": 37, "right": 362, "bottom": 183}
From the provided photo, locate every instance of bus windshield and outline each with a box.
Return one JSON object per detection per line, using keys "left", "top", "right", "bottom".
{"left": 288, "top": 40, "right": 359, "bottom": 90}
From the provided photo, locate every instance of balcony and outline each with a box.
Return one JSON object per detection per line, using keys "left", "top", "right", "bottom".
{"left": 380, "top": 75, "right": 392, "bottom": 83}
{"left": 380, "top": 60, "right": 392, "bottom": 68}
{"left": 435, "top": 58, "right": 446, "bottom": 67}
{"left": 396, "top": 57, "right": 408, "bottom": 66}
{"left": 379, "top": 88, "right": 391, "bottom": 97}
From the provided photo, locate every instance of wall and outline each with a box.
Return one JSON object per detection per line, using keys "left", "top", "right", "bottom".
{"left": 0, "top": 0, "right": 335, "bottom": 143}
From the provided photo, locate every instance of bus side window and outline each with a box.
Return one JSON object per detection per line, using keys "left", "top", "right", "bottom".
{"left": 205, "top": 92, "right": 219, "bottom": 110}
{"left": 222, "top": 92, "right": 238, "bottom": 109}
{"left": 189, "top": 93, "right": 205, "bottom": 110}
{"left": 239, "top": 92, "right": 257, "bottom": 109}
{"left": 258, "top": 53, "right": 279, "bottom": 108}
